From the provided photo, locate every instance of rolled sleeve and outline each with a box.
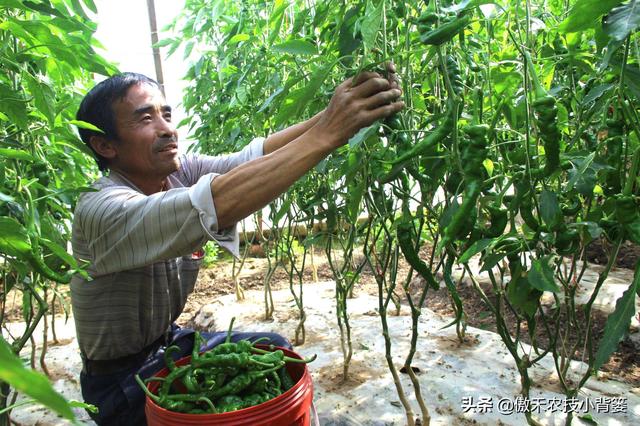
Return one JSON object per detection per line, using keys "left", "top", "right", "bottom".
{"left": 188, "top": 173, "right": 239, "bottom": 257}
{"left": 247, "top": 136, "right": 265, "bottom": 159}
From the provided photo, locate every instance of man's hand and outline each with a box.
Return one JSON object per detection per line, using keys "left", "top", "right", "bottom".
{"left": 385, "top": 62, "right": 401, "bottom": 91}
{"left": 311, "top": 70, "right": 404, "bottom": 149}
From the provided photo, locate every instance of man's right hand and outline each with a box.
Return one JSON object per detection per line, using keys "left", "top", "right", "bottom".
{"left": 310, "top": 71, "right": 404, "bottom": 150}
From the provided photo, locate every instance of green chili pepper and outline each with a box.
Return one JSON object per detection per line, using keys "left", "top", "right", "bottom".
{"left": 268, "top": 370, "right": 281, "bottom": 391}
{"left": 445, "top": 55, "right": 464, "bottom": 97}
{"left": 397, "top": 218, "right": 440, "bottom": 290}
{"left": 215, "top": 395, "right": 245, "bottom": 413}
{"left": 561, "top": 199, "right": 581, "bottom": 216}
{"left": 192, "top": 331, "right": 202, "bottom": 362}
{"left": 251, "top": 346, "right": 317, "bottom": 364}
{"left": 524, "top": 51, "right": 561, "bottom": 174}
{"left": 615, "top": 195, "right": 638, "bottom": 224}
{"left": 555, "top": 227, "right": 580, "bottom": 256}
{"left": 419, "top": 14, "right": 471, "bottom": 46}
{"left": 241, "top": 392, "right": 272, "bottom": 408}
{"left": 603, "top": 119, "right": 625, "bottom": 193}
{"left": 208, "top": 364, "right": 282, "bottom": 398}
{"left": 159, "top": 364, "right": 192, "bottom": 397}
{"left": 277, "top": 366, "right": 296, "bottom": 392}
{"left": 164, "top": 345, "right": 181, "bottom": 372}
{"left": 26, "top": 246, "right": 72, "bottom": 283}
{"left": 417, "top": 11, "right": 441, "bottom": 25}
{"left": 519, "top": 197, "right": 540, "bottom": 232}
{"left": 194, "top": 352, "right": 274, "bottom": 369}
{"left": 483, "top": 205, "right": 509, "bottom": 238}
{"left": 251, "top": 349, "right": 285, "bottom": 365}
{"left": 438, "top": 180, "right": 482, "bottom": 251}
{"left": 379, "top": 112, "right": 454, "bottom": 184}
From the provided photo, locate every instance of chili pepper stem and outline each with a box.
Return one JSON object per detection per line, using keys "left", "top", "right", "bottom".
{"left": 135, "top": 374, "right": 160, "bottom": 403}
{"left": 523, "top": 51, "right": 546, "bottom": 99}
{"left": 225, "top": 317, "right": 235, "bottom": 343}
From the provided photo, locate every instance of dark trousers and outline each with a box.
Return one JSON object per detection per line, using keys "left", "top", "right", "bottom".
{"left": 80, "top": 325, "right": 292, "bottom": 426}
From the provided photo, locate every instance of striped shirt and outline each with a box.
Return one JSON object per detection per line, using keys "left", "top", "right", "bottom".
{"left": 70, "top": 138, "right": 264, "bottom": 360}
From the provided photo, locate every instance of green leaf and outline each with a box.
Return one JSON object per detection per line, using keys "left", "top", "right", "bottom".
{"left": 0, "top": 148, "right": 34, "bottom": 161}
{"left": 272, "top": 39, "right": 318, "bottom": 56}
{"left": 459, "top": 238, "right": 494, "bottom": 264}
{"left": 81, "top": 0, "right": 97, "bottom": 13}
{"left": 0, "top": 336, "right": 75, "bottom": 421}
{"left": 603, "top": 0, "right": 640, "bottom": 41}
{"left": 559, "top": 0, "right": 622, "bottom": 33}
{"left": 272, "top": 196, "right": 292, "bottom": 224}
{"left": 0, "top": 192, "right": 14, "bottom": 203}
{"left": 0, "top": 82, "right": 29, "bottom": 128}
{"left": 539, "top": 190, "right": 562, "bottom": 229}
{"left": 482, "top": 159, "right": 494, "bottom": 177}
{"left": 566, "top": 152, "right": 596, "bottom": 192}
{"left": 346, "top": 180, "right": 365, "bottom": 223}
{"left": 348, "top": 124, "right": 376, "bottom": 149}
{"left": 228, "top": 34, "right": 251, "bottom": 45}
{"left": 68, "top": 119, "right": 105, "bottom": 133}
{"left": 528, "top": 257, "right": 560, "bottom": 293}
{"left": 69, "top": 399, "right": 98, "bottom": 413}
{"left": 257, "top": 87, "right": 285, "bottom": 113}
{"left": 623, "top": 218, "right": 640, "bottom": 244}
{"left": 480, "top": 252, "right": 507, "bottom": 271}
{"left": 344, "top": 150, "right": 363, "bottom": 183}
{"left": 40, "top": 238, "right": 78, "bottom": 270}
{"left": 23, "top": 1, "right": 65, "bottom": 17}
{"left": 0, "top": 0, "right": 25, "bottom": 8}
{"left": 507, "top": 276, "right": 541, "bottom": 318}
{"left": 576, "top": 221, "right": 604, "bottom": 239}
{"left": 268, "top": 0, "right": 288, "bottom": 45}
{"left": 274, "top": 62, "right": 334, "bottom": 126}
{"left": 577, "top": 414, "right": 599, "bottom": 426}
{"left": 152, "top": 38, "right": 175, "bottom": 48}
{"left": 25, "top": 73, "right": 56, "bottom": 125}
{"left": 338, "top": 6, "right": 363, "bottom": 60}
{"left": 593, "top": 261, "right": 640, "bottom": 370}
{"left": 581, "top": 84, "right": 615, "bottom": 105}
{"left": 361, "top": 0, "right": 384, "bottom": 52}
{"left": 0, "top": 217, "right": 32, "bottom": 257}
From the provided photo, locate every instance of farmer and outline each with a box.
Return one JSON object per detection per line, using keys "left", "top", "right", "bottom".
{"left": 70, "top": 69, "right": 403, "bottom": 425}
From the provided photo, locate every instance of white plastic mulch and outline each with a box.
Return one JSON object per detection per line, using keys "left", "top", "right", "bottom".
{"left": 6, "top": 270, "right": 640, "bottom": 426}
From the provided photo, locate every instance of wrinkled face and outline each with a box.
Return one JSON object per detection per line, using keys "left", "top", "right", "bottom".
{"left": 109, "top": 83, "right": 180, "bottom": 186}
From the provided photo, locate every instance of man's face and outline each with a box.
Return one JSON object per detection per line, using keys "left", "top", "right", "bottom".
{"left": 109, "top": 83, "right": 180, "bottom": 186}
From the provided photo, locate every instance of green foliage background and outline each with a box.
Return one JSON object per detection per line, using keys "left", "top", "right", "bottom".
{"left": 0, "top": 0, "right": 639, "bottom": 424}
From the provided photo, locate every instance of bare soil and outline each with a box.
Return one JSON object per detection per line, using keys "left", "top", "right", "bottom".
{"left": 3, "top": 240, "right": 639, "bottom": 389}
{"left": 178, "top": 241, "right": 640, "bottom": 389}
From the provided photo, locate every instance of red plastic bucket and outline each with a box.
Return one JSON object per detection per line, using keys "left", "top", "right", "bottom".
{"left": 145, "top": 346, "right": 313, "bottom": 426}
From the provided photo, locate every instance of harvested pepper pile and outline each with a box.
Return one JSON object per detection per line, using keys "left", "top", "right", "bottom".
{"left": 136, "top": 319, "right": 316, "bottom": 414}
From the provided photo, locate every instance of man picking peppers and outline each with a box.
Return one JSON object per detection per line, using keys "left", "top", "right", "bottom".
{"left": 71, "top": 68, "right": 403, "bottom": 425}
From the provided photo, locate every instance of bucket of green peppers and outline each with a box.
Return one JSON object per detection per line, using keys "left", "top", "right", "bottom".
{"left": 139, "top": 331, "right": 316, "bottom": 426}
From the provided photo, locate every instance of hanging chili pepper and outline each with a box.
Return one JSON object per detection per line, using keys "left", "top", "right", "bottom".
{"left": 397, "top": 218, "right": 440, "bottom": 290}
{"left": 419, "top": 14, "right": 471, "bottom": 46}
{"left": 439, "top": 181, "right": 482, "bottom": 251}
{"left": 603, "top": 119, "right": 625, "bottom": 194}
{"left": 483, "top": 204, "right": 509, "bottom": 238}
{"left": 614, "top": 195, "right": 639, "bottom": 224}
{"left": 438, "top": 124, "right": 489, "bottom": 249}
{"left": 555, "top": 227, "right": 580, "bottom": 256}
{"left": 524, "top": 51, "right": 561, "bottom": 175}
{"left": 444, "top": 55, "right": 464, "bottom": 98}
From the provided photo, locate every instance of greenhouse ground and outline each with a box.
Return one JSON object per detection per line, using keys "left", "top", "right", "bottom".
{"left": 6, "top": 251, "right": 640, "bottom": 426}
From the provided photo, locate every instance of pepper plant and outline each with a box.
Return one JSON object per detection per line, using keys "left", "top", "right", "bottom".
{"left": 168, "top": 0, "right": 639, "bottom": 425}
{"left": 0, "top": 0, "right": 116, "bottom": 423}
